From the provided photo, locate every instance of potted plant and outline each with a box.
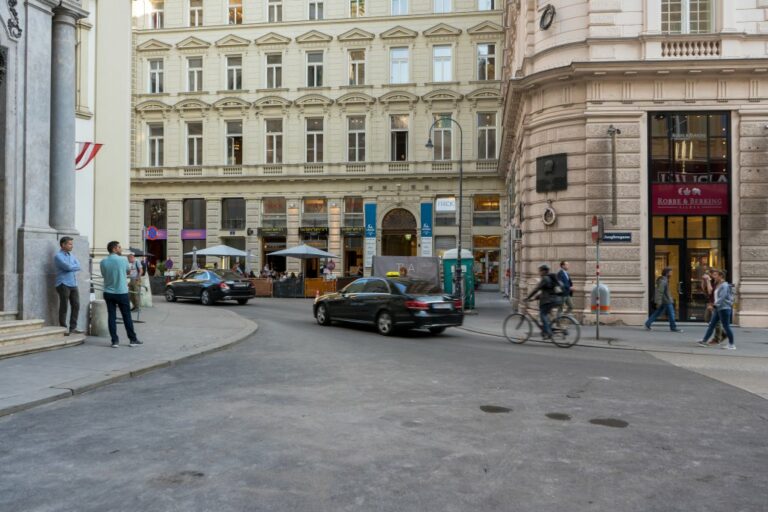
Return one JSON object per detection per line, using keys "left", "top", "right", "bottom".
{"left": 149, "top": 262, "right": 168, "bottom": 295}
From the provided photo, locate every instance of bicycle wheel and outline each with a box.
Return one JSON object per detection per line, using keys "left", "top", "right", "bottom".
{"left": 503, "top": 313, "right": 532, "bottom": 344}
{"left": 551, "top": 315, "right": 580, "bottom": 348}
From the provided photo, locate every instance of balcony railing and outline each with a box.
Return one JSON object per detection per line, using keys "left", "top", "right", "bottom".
{"left": 661, "top": 37, "right": 721, "bottom": 58}
{"left": 262, "top": 216, "right": 287, "bottom": 228}
{"left": 222, "top": 218, "right": 246, "bottom": 230}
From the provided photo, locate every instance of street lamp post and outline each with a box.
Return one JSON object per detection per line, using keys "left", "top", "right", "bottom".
{"left": 426, "top": 116, "right": 464, "bottom": 307}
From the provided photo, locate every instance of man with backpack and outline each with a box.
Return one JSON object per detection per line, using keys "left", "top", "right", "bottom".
{"left": 644, "top": 267, "right": 684, "bottom": 333}
{"left": 525, "top": 264, "right": 564, "bottom": 340}
{"left": 697, "top": 269, "right": 735, "bottom": 350}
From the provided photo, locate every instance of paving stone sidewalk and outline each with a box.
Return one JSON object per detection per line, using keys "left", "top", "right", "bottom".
{"left": 0, "top": 302, "right": 258, "bottom": 418}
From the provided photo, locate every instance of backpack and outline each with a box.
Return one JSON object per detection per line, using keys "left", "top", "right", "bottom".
{"left": 547, "top": 273, "right": 566, "bottom": 296}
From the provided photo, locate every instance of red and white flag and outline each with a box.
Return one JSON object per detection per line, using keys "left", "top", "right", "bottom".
{"left": 75, "top": 142, "right": 103, "bottom": 170}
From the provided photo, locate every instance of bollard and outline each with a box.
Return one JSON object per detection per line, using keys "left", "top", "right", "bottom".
{"left": 90, "top": 300, "right": 109, "bottom": 337}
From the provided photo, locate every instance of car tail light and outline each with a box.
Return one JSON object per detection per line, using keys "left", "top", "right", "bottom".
{"left": 404, "top": 300, "right": 429, "bottom": 310}
{"left": 453, "top": 299, "right": 463, "bottom": 310}
{"left": 219, "top": 282, "right": 230, "bottom": 291}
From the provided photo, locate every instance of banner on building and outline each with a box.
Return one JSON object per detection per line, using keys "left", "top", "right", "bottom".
{"left": 364, "top": 203, "right": 376, "bottom": 267}
{"left": 651, "top": 184, "right": 729, "bottom": 215}
{"left": 420, "top": 202, "right": 433, "bottom": 257}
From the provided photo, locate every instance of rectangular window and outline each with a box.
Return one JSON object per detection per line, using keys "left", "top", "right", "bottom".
{"left": 306, "top": 118, "right": 324, "bottom": 163}
{"left": 432, "top": 114, "right": 452, "bottom": 161}
{"left": 662, "top": 0, "right": 713, "bottom": 34}
{"left": 433, "top": 45, "right": 452, "bottom": 82}
{"left": 262, "top": 197, "right": 286, "bottom": 228}
{"left": 307, "top": 51, "right": 323, "bottom": 87}
{"left": 390, "top": 47, "right": 409, "bottom": 84}
{"left": 222, "top": 198, "right": 246, "bottom": 230}
{"left": 226, "top": 121, "right": 243, "bottom": 165}
{"left": 150, "top": 1, "right": 164, "bottom": 28}
{"left": 350, "top": 0, "right": 365, "bottom": 17}
{"left": 148, "top": 124, "right": 164, "bottom": 167}
{"left": 347, "top": 116, "right": 366, "bottom": 162}
{"left": 478, "top": 0, "right": 494, "bottom": 10}
{"left": 473, "top": 195, "right": 500, "bottom": 226}
{"left": 268, "top": 0, "right": 283, "bottom": 22}
{"left": 266, "top": 53, "right": 282, "bottom": 88}
{"left": 391, "top": 0, "right": 408, "bottom": 15}
{"left": 144, "top": 199, "right": 168, "bottom": 229}
{"left": 149, "top": 59, "right": 164, "bottom": 93}
{"left": 187, "top": 57, "right": 203, "bottom": 92}
{"left": 309, "top": 0, "right": 324, "bottom": 20}
{"left": 477, "top": 112, "right": 497, "bottom": 160}
{"left": 229, "top": 0, "right": 243, "bottom": 24}
{"left": 390, "top": 115, "right": 409, "bottom": 162}
{"left": 189, "top": 0, "right": 203, "bottom": 26}
{"left": 187, "top": 122, "right": 203, "bottom": 166}
{"left": 434, "top": 0, "right": 451, "bottom": 13}
{"left": 477, "top": 44, "right": 496, "bottom": 81}
{"left": 183, "top": 198, "right": 206, "bottom": 229}
{"left": 226, "top": 55, "right": 242, "bottom": 90}
{"left": 266, "top": 119, "right": 283, "bottom": 164}
{"left": 303, "top": 197, "right": 327, "bottom": 227}
{"left": 349, "top": 49, "right": 365, "bottom": 86}
{"left": 344, "top": 196, "right": 364, "bottom": 226}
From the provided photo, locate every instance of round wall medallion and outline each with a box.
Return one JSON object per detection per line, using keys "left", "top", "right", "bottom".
{"left": 542, "top": 206, "right": 557, "bottom": 226}
{"left": 540, "top": 4, "right": 556, "bottom": 30}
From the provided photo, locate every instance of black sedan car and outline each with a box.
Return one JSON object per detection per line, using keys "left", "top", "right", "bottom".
{"left": 313, "top": 277, "right": 463, "bottom": 336}
{"left": 165, "top": 269, "right": 255, "bottom": 305}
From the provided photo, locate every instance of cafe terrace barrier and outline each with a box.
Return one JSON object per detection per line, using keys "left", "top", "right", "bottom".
{"left": 304, "top": 278, "right": 336, "bottom": 298}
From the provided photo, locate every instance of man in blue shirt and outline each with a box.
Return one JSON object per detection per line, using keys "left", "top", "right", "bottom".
{"left": 54, "top": 237, "right": 82, "bottom": 335}
{"left": 99, "top": 241, "right": 141, "bottom": 348}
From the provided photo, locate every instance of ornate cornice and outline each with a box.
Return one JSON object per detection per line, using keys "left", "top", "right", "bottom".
{"left": 7, "top": 0, "right": 23, "bottom": 39}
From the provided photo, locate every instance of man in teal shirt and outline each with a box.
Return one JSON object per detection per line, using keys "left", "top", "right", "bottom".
{"left": 100, "top": 241, "right": 141, "bottom": 348}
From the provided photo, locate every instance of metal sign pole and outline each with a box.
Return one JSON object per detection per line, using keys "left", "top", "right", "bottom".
{"left": 596, "top": 238, "right": 600, "bottom": 340}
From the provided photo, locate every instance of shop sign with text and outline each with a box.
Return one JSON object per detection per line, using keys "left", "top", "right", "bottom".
{"left": 180, "top": 229, "right": 206, "bottom": 240}
{"left": 651, "top": 184, "right": 728, "bottom": 215}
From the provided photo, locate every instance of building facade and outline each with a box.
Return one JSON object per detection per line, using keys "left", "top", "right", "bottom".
{"left": 130, "top": 0, "right": 506, "bottom": 285}
{"left": 500, "top": 1, "right": 768, "bottom": 326}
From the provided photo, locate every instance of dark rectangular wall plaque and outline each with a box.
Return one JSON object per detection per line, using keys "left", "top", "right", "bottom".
{"left": 536, "top": 153, "right": 568, "bottom": 193}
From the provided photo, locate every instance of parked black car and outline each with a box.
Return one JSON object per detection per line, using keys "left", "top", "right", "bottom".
{"left": 313, "top": 277, "right": 463, "bottom": 336}
{"left": 165, "top": 269, "right": 255, "bottom": 305}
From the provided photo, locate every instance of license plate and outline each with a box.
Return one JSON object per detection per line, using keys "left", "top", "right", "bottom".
{"left": 234, "top": 283, "right": 248, "bottom": 288}
{"left": 432, "top": 303, "right": 452, "bottom": 310}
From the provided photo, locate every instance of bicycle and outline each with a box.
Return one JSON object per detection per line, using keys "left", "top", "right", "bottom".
{"left": 503, "top": 298, "right": 581, "bottom": 348}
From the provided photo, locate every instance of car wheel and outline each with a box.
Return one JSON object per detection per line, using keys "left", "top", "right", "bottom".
{"left": 201, "top": 289, "right": 214, "bottom": 306}
{"left": 316, "top": 304, "right": 331, "bottom": 326}
{"left": 428, "top": 326, "right": 446, "bottom": 335}
{"left": 165, "top": 288, "right": 177, "bottom": 302}
{"left": 376, "top": 311, "right": 394, "bottom": 336}
{"left": 237, "top": 299, "right": 249, "bottom": 305}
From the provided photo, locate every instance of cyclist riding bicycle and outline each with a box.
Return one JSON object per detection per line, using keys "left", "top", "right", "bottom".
{"left": 525, "top": 264, "right": 564, "bottom": 340}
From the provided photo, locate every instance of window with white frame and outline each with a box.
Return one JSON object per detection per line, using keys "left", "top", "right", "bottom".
{"left": 187, "top": 122, "right": 203, "bottom": 165}
{"left": 432, "top": 114, "right": 452, "bottom": 161}
{"left": 266, "top": 119, "right": 283, "bottom": 163}
{"left": 662, "top": 0, "right": 713, "bottom": 34}
{"left": 434, "top": 0, "right": 451, "bottom": 13}
{"left": 477, "top": 44, "right": 496, "bottom": 80}
{"left": 150, "top": 1, "right": 164, "bottom": 28}
{"left": 350, "top": 0, "right": 365, "bottom": 17}
{"left": 228, "top": 0, "right": 243, "bottom": 24}
{"left": 478, "top": 0, "right": 494, "bottom": 10}
{"left": 306, "top": 118, "right": 324, "bottom": 163}
{"left": 226, "top": 120, "right": 243, "bottom": 165}
{"left": 266, "top": 53, "right": 282, "bottom": 88}
{"left": 148, "top": 124, "right": 164, "bottom": 167}
{"left": 347, "top": 116, "right": 366, "bottom": 162}
{"left": 348, "top": 49, "right": 365, "bottom": 86}
{"left": 433, "top": 45, "right": 452, "bottom": 82}
{"left": 390, "top": 115, "right": 409, "bottom": 161}
{"left": 148, "top": 59, "right": 164, "bottom": 93}
{"left": 268, "top": 0, "right": 283, "bottom": 22}
{"left": 187, "top": 57, "right": 203, "bottom": 92}
{"left": 307, "top": 51, "right": 323, "bottom": 87}
{"left": 390, "top": 47, "right": 409, "bottom": 83}
{"left": 226, "top": 55, "right": 242, "bottom": 90}
{"left": 309, "top": 0, "right": 324, "bottom": 20}
{"left": 477, "top": 113, "right": 497, "bottom": 160}
{"left": 189, "top": 0, "right": 203, "bottom": 26}
{"left": 391, "top": 0, "right": 407, "bottom": 15}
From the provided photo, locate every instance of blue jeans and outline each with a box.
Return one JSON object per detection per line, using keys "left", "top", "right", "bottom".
{"left": 703, "top": 308, "right": 734, "bottom": 346}
{"left": 645, "top": 303, "right": 678, "bottom": 331}
{"left": 540, "top": 303, "right": 556, "bottom": 338}
{"left": 103, "top": 292, "right": 137, "bottom": 343}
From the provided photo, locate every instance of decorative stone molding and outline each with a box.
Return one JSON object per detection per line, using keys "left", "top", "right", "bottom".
{"left": 295, "top": 93, "right": 333, "bottom": 108}
{"left": 135, "top": 100, "right": 172, "bottom": 117}
{"left": 423, "top": 23, "right": 462, "bottom": 40}
{"left": 421, "top": 89, "right": 463, "bottom": 106}
{"left": 336, "top": 91, "right": 376, "bottom": 107}
{"left": 137, "top": 39, "right": 172, "bottom": 52}
{"left": 6, "top": 0, "right": 22, "bottom": 39}
{"left": 379, "top": 90, "right": 419, "bottom": 106}
{"left": 255, "top": 32, "right": 291, "bottom": 46}
{"left": 296, "top": 30, "right": 333, "bottom": 44}
{"left": 337, "top": 28, "right": 375, "bottom": 43}
{"left": 466, "top": 87, "right": 502, "bottom": 107}
{"left": 467, "top": 21, "right": 503, "bottom": 39}
{"left": 380, "top": 26, "right": 418, "bottom": 41}
{"left": 215, "top": 34, "right": 250, "bottom": 48}
{"left": 174, "top": 98, "right": 212, "bottom": 116}
{"left": 176, "top": 36, "right": 211, "bottom": 51}
{"left": 0, "top": 47, "right": 5, "bottom": 87}
{"left": 253, "top": 95, "right": 291, "bottom": 112}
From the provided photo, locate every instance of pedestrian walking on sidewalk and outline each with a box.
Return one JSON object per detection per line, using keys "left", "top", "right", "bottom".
{"left": 127, "top": 253, "right": 143, "bottom": 311}
{"left": 54, "top": 236, "right": 83, "bottom": 335}
{"left": 100, "top": 241, "right": 142, "bottom": 348}
{"left": 701, "top": 268, "right": 724, "bottom": 346}
{"left": 644, "top": 267, "right": 684, "bottom": 333}
{"left": 697, "top": 269, "right": 735, "bottom": 350}
{"left": 556, "top": 260, "right": 574, "bottom": 317}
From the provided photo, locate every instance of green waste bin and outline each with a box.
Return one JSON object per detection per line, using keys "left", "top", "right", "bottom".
{"left": 442, "top": 249, "right": 475, "bottom": 309}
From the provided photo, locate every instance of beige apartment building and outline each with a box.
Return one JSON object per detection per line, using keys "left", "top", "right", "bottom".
{"left": 130, "top": 0, "right": 506, "bottom": 285}
{"left": 500, "top": 1, "right": 768, "bottom": 326}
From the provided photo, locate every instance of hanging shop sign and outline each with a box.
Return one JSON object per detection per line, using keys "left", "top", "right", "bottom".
{"left": 180, "top": 229, "right": 206, "bottom": 240}
{"left": 341, "top": 226, "right": 365, "bottom": 236}
{"left": 298, "top": 227, "right": 329, "bottom": 235}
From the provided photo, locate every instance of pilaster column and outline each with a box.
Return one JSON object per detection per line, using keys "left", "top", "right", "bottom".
{"left": 49, "top": 3, "right": 85, "bottom": 232}
{"left": 643, "top": 0, "right": 661, "bottom": 34}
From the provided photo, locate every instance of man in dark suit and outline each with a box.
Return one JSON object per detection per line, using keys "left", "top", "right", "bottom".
{"left": 557, "top": 260, "right": 574, "bottom": 316}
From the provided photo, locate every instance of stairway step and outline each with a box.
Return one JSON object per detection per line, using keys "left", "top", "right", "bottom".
{"left": 0, "top": 319, "right": 46, "bottom": 335}
{"left": 0, "top": 326, "right": 70, "bottom": 347}
{"left": 0, "top": 333, "right": 85, "bottom": 360}
{"left": 0, "top": 311, "right": 19, "bottom": 322}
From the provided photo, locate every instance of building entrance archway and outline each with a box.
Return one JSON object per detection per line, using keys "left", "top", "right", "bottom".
{"left": 381, "top": 208, "right": 417, "bottom": 256}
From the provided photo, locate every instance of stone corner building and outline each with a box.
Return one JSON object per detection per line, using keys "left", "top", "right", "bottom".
{"left": 500, "top": 1, "right": 768, "bottom": 327}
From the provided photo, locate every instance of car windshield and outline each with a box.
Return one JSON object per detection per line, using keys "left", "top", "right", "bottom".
{"left": 391, "top": 279, "right": 442, "bottom": 295}
{"left": 213, "top": 270, "right": 243, "bottom": 280}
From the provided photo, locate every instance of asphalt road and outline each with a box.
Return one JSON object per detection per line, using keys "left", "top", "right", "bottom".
{"left": 1, "top": 298, "right": 766, "bottom": 512}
